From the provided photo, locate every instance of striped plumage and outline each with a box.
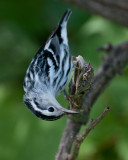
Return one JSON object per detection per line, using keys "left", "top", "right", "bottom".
{"left": 23, "top": 9, "right": 78, "bottom": 121}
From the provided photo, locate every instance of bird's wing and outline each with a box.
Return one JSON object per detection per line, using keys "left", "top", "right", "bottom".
{"left": 24, "top": 9, "right": 73, "bottom": 95}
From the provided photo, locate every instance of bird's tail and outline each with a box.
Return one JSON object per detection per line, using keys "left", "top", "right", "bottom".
{"left": 46, "top": 9, "right": 72, "bottom": 44}
{"left": 59, "top": 9, "right": 72, "bottom": 26}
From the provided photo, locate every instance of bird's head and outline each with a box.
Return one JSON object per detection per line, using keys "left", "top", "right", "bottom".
{"left": 23, "top": 90, "right": 79, "bottom": 121}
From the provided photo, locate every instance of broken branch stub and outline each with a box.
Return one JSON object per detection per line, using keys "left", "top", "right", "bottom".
{"left": 69, "top": 56, "right": 94, "bottom": 124}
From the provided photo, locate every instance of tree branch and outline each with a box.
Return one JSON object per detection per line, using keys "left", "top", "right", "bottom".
{"left": 68, "top": 107, "right": 110, "bottom": 160}
{"left": 60, "top": 0, "right": 128, "bottom": 27}
{"left": 55, "top": 41, "right": 128, "bottom": 160}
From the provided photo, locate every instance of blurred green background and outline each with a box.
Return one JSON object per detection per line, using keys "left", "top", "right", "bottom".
{"left": 0, "top": 0, "right": 128, "bottom": 160}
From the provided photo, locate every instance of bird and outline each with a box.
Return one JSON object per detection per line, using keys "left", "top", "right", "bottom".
{"left": 23, "top": 9, "right": 79, "bottom": 121}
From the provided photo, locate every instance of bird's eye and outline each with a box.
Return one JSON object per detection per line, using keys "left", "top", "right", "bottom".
{"left": 48, "top": 107, "right": 54, "bottom": 112}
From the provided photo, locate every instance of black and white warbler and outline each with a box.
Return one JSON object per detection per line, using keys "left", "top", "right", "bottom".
{"left": 23, "top": 9, "right": 79, "bottom": 121}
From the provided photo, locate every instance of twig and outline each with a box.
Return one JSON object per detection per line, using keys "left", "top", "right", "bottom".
{"left": 67, "top": 107, "right": 110, "bottom": 160}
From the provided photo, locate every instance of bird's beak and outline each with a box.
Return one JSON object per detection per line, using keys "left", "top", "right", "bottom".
{"left": 59, "top": 107, "right": 79, "bottom": 114}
